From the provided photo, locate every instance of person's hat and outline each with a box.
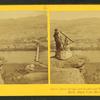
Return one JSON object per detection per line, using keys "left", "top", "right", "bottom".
{"left": 55, "top": 28, "right": 58, "bottom": 31}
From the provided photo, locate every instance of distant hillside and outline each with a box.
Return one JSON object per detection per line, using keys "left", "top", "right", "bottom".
{"left": 51, "top": 18, "right": 100, "bottom": 40}
{"left": 51, "top": 18, "right": 100, "bottom": 50}
{"left": 0, "top": 14, "right": 47, "bottom": 41}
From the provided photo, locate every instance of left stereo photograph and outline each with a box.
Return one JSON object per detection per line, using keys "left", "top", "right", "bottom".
{"left": 0, "top": 11, "right": 48, "bottom": 84}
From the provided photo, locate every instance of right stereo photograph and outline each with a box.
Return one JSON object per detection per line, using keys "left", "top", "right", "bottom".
{"left": 50, "top": 11, "right": 100, "bottom": 84}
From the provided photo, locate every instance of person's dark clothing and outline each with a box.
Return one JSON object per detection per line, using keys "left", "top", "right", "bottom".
{"left": 54, "top": 31, "right": 62, "bottom": 51}
{"left": 54, "top": 31, "right": 62, "bottom": 59}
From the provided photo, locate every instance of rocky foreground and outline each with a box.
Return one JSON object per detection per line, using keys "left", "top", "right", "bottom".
{"left": 50, "top": 54, "right": 88, "bottom": 84}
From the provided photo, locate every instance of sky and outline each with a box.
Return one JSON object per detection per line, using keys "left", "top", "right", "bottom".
{"left": 50, "top": 11, "right": 100, "bottom": 20}
{"left": 0, "top": 11, "right": 45, "bottom": 19}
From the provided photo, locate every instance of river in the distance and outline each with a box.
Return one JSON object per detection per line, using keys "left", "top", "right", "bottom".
{"left": 51, "top": 50, "right": 100, "bottom": 63}
{"left": 73, "top": 50, "right": 100, "bottom": 63}
{"left": 1, "top": 50, "right": 100, "bottom": 64}
{"left": 0, "top": 51, "right": 48, "bottom": 65}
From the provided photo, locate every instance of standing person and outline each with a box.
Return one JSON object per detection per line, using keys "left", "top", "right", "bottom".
{"left": 53, "top": 29, "right": 63, "bottom": 59}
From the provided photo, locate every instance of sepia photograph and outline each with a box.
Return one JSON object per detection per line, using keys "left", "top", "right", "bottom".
{"left": 50, "top": 11, "right": 100, "bottom": 84}
{"left": 0, "top": 11, "right": 48, "bottom": 84}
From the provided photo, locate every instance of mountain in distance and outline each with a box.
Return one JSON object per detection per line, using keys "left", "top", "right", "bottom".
{"left": 0, "top": 14, "right": 47, "bottom": 41}
{"left": 51, "top": 17, "right": 100, "bottom": 40}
